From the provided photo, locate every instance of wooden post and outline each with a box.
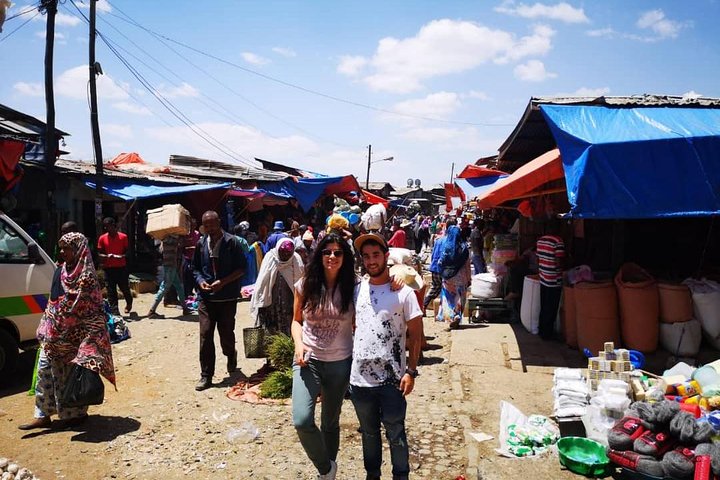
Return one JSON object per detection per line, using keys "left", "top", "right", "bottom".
{"left": 42, "top": 0, "right": 58, "bottom": 249}
{"left": 89, "top": 0, "right": 104, "bottom": 235}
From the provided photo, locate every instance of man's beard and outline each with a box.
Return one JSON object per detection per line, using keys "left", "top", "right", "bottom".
{"left": 366, "top": 263, "right": 386, "bottom": 278}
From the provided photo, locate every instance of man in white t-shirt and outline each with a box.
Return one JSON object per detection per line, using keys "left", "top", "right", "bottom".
{"left": 351, "top": 233, "right": 423, "bottom": 480}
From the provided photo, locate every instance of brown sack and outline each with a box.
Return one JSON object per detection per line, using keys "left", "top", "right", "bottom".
{"left": 575, "top": 281, "right": 620, "bottom": 354}
{"left": 562, "top": 285, "right": 578, "bottom": 349}
{"left": 658, "top": 283, "right": 693, "bottom": 324}
{"left": 615, "top": 263, "right": 659, "bottom": 353}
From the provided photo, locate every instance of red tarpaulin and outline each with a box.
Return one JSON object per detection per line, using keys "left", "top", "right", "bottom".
{"left": 361, "top": 189, "right": 389, "bottom": 207}
{"left": 108, "top": 152, "right": 146, "bottom": 166}
{"left": 444, "top": 182, "right": 466, "bottom": 212}
{"left": 457, "top": 164, "right": 507, "bottom": 179}
{"left": 0, "top": 140, "right": 25, "bottom": 193}
{"left": 477, "top": 149, "right": 564, "bottom": 209}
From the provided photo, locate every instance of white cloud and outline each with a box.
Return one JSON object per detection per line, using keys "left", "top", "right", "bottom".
{"left": 241, "top": 52, "right": 270, "bottom": 66}
{"left": 399, "top": 126, "right": 502, "bottom": 153}
{"left": 272, "top": 47, "right": 296, "bottom": 57}
{"left": 13, "top": 81, "right": 44, "bottom": 97}
{"left": 337, "top": 55, "right": 368, "bottom": 76}
{"left": 156, "top": 82, "right": 199, "bottom": 99}
{"left": 102, "top": 123, "right": 132, "bottom": 139}
{"left": 112, "top": 101, "right": 151, "bottom": 116}
{"left": 495, "top": 1, "right": 589, "bottom": 23}
{"left": 56, "top": 65, "right": 130, "bottom": 101}
{"left": 31, "top": 11, "right": 81, "bottom": 27}
{"left": 586, "top": 27, "right": 615, "bottom": 38}
{"left": 555, "top": 87, "right": 610, "bottom": 97}
{"left": 465, "top": 90, "right": 490, "bottom": 101}
{"left": 513, "top": 59, "right": 557, "bottom": 82}
{"left": 636, "top": 9, "right": 685, "bottom": 39}
{"left": 389, "top": 92, "right": 462, "bottom": 121}
{"left": 35, "top": 30, "right": 66, "bottom": 43}
{"left": 74, "top": 1, "right": 113, "bottom": 13}
{"left": 340, "top": 19, "right": 555, "bottom": 93}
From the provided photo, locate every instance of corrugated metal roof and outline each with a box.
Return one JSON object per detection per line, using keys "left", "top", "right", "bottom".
{"left": 0, "top": 103, "right": 69, "bottom": 141}
{"left": 169, "top": 155, "right": 289, "bottom": 182}
{"left": 495, "top": 94, "right": 720, "bottom": 172}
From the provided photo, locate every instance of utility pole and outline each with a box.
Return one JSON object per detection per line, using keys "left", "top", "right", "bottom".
{"left": 89, "top": 0, "right": 104, "bottom": 237}
{"left": 450, "top": 162, "right": 455, "bottom": 183}
{"left": 42, "top": 0, "right": 58, "bottom": 250}
{"left": 365, "top": 144, "right": 372, "bottom": 190}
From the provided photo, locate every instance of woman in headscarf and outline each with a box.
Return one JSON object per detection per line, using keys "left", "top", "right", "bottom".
{"left": 251, "top": 237, "right": 304, "bottom": 337}
{"left": 19, "top": 232, "right": 116, "bottom": 430}
{"left": 436, "top": 225, "right": 471, "bottom": 330}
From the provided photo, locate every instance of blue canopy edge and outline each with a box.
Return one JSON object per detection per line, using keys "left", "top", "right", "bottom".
{"left": 84, "top": 180, "right": 231, "bottom": 200}
{"left": 540, "top": 105, "right": 720, "bottom": 218}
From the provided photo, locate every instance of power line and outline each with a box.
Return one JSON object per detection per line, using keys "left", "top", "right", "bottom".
{"left": 67, "top": 0, "right": 258, "bottom": 168}
{"left": 4, "top": 2, "right": 40, "bottom": 22}
{"left": 0, "top": 10, "right": 39, "bottom": 43}
{"left": 104, "top": 0, "right": 512, "bottom": 128}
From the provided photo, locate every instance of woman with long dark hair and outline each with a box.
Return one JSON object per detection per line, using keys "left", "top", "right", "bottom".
{"left": 290, "top": 232, "right": 355, "bottom": 479}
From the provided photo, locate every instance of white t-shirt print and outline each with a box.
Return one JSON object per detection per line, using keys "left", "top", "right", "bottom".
{"left": 350, "top": 280, "right": 422, "bottom": 388}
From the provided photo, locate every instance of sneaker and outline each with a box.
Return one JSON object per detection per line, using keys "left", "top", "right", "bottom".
{"left": 195, "top": 377, "right": 211, "bottom": 391}
{"left": 318, "top": 460, "right": 337, "bottom": 480}
{"left": 227, "top": 352, "right": 237, "bottom": 374}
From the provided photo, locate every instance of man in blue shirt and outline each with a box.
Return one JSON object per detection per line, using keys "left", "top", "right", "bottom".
{"left": 264, "top": 220, "right": 288, "bottom": 253}
{"left": 192, "top": 211, "right": 247, "bottom": 391}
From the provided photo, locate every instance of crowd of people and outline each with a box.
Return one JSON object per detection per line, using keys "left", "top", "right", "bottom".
{"left": 17, "top": 199, "right": 557, "bottom": 480}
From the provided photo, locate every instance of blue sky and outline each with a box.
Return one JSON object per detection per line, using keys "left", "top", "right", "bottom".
{"left": 1, "top": 1, "right": 718, "bottom": 187}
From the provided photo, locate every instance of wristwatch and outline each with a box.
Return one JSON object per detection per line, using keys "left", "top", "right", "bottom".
{"left": 405, "top": 367, "right": 419, "bottom": 378}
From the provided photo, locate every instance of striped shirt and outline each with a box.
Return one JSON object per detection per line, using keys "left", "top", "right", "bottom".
{"left": 536, "top": 235, "right": 565, "bottom": 287}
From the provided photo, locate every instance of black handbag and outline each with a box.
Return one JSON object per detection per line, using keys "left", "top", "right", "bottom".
{"left": 60, "top": 364, "right": 105, "bottom": 408}
{"left": 243, "top": 326, "right": 266, "bottom": 359}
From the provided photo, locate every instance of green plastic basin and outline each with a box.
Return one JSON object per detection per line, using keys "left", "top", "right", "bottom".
{"left": 557, "top": 436, "right": 610, "bottom": 477}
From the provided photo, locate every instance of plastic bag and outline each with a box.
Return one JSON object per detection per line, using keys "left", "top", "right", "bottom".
{"left": 60, "top": 364, "right": 105, "bottom": 408}
{"left": 496, "top": 401, "right": 559, "bottom": 458}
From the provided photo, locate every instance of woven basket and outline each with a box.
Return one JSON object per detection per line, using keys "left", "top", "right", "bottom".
{"left": 243, "top": 327, "right": 266, "bottom": 358}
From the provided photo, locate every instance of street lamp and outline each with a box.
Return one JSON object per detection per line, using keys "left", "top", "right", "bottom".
{"left": 365, "top": 144, "right": 394, "bottom": 190}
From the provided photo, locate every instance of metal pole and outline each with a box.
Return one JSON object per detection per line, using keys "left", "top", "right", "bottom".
{"left": 365, "top": 144, "right": 372, "bottom": 190}
{"left": 89, "top": 0, "right": 104, "bottom": 236}
{"left": 42, "top": 0, "right": 58, "bottom": 250}
{"left": 449, "top": 162, "right": 455, "bottom": 183}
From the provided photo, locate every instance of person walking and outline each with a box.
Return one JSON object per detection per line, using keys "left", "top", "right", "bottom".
{"left": 148, "top": 234, "right": 191, "bottom": 318}
{"left": 469, "top": 219, "right": 486, "bottom": 275}
{"left": 291, "top": 232, "right": 356, "bottom": 480}
{"left": 19, "top": 232, "right": 116, "bottom": 430}
{"left": 537, "top": 230, "right": 565, "bottom": 340}
{"left": 97, "top": 217, "right": 133, "bottom": 315}
{"left": 351, "top": 233, "right": 423, "bottom": 480}
{"left": 436, "top": 226, "right": 471, "bottom": 330}
{"left": 422, "top": 227, "right": 446, "bottom": 315}
{"left": 192, "top": 211, "right": 247, "bottom": 391}
{"left": 182, "top": 218, "right": 201, "bottom": 298}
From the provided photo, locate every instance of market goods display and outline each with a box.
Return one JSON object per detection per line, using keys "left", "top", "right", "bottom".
{"left": 0, "top": 458, "right": 38, "bottom": 479}
{"left": 615, "top": 263, "right": 659, "bottom": 353}
{"left": 575, "top": 281, "right": 620, "bottom": 354}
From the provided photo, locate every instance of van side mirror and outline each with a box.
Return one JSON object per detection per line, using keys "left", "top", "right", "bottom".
{"left": 28, "top": 242, "right": 46, "bottom": 265}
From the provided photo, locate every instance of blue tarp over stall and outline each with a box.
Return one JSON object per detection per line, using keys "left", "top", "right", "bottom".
{"left": 539, "top": 105, "right": 720, "bottom": 218}
{"left": 262, "top": 175, "right": 360, "bottom": 211}
{"left": 455, "top": 175, "right": 508, "bottom": 200}
{"left": 85, "top": 179, "right": 232, "bottom": 200}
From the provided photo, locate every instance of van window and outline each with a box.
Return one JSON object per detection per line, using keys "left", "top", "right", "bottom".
{"left": 0, "top": 218, "right": 30, "bottom": 263}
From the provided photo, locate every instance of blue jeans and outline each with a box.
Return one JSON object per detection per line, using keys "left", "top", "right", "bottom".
{"left": 151, "top": 266, "right": 186, "bottom": 312}
{"left": 292, "top": 357, "right": 352, "bottom": 475}
{"left": 350, "top": 384, "right": 410, "bottom": 478}
{"left": 471, "top": 253, "right": 486, "bottom": 275}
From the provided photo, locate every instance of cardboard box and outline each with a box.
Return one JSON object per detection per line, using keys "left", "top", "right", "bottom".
{"left": 146, "top": 204, "right": 190, "bottom": 239}
{"left": 130, "top": 279, "right": 157, "bottom": 294}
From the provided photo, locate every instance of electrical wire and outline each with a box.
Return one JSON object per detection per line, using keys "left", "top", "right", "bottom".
{"left": 0, "top": 10, "right": 39, "bottom": 43}
{"left": 104, "top": 0, "right": 512, "bottom": 128}
{"left": 67, "top": 0, "right": 257, "bottom": 168}
{"left": 3, "top": 2, "right": 40, "bottom": 22}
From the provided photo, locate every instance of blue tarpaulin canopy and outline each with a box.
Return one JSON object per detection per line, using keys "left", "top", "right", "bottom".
{"left": 540, "top": 105, "right": 720, "bottom": 218}
{"left": 454, "top": 175, "right": 508, "bottom": 200}
{"left": 84, "top": 179, "right": 231, "bottom": 200}
{"left": 261, "top": 175, "right": 361, "bottom": 211}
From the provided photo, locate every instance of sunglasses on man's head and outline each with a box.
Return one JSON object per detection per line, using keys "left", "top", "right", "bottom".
{"left": 321, "top": 249, "right": 344, "bottom": 257}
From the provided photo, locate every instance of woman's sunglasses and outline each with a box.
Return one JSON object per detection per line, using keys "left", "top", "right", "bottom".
{"left": 321, "top": 249, "right": 344, "bottom": 258}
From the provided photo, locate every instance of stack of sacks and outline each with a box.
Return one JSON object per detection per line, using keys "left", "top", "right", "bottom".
{"left": 553, "top": 368, "right": 589, "bottom": 418}
{"left": 607, "top": 400, "right": 718, "bottom": 479}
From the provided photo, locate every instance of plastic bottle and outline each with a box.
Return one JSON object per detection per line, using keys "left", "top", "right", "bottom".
{"left": 693, "top": 366, "right": 720, "bottom": 390}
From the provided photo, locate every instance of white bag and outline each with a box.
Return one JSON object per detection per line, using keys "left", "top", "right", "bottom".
{"left": 471, "top": 273, "right": 500, "bottom": 299}
{"left": 683, "top": 279, "right": 720, "bottom": 348}
{"left": 361, "top": 204, "right": 386, "bottom": 231}
{"left": 388, "top": 248, "right": 414, "bottom": 266}
{"left": 659, "top": 318, "right": 702, "bottom": 357}
{"left": 520, "top": 275, "right": 541, "bottom": 335}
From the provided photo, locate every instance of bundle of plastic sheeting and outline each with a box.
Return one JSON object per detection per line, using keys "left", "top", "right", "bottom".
{"left": 553, "top": 368, "right": 589, "bottom": 419}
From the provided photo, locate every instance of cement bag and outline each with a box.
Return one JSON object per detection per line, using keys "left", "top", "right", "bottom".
{"left": 683, "top": 279, "right": 720, "bottom": 349}
{"left": 575, "top": 281, "right": 620, "bottom": 354}
{"left": 658, "top": 283, "right": 693, "bottom": 323}
{"left": 361, "top": 204, "right": 386, "bottom": 231}
{"left": 615, "top": 263, "right": 659, "bottom": 353}
{"left": 562, "top": 285, "right": 578, "bottom": 349}
{"left": 388, "top": 248, "right": 413, "bottom": 266}
{"left": 520, "top": 275, "right": 541, "bottom": 335}
{"left": 471, "top": 273, "right": 500, "bottom": 299}
{"left": 659, "top": 318, "right": 702, "bottom": 357}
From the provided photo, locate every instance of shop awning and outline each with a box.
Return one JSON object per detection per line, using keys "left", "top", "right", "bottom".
{"left": 454, "top": 175, "right": 509, "bottom": 200}
{"left": 540, "top": 105, "right": 720, "bottom": 218}
{"left": 477, "top": 149, "right": 564, "bottom": 209}
{"left": 361, "top": 189, "right": 389, "bottom": 207}
{"left": 262, "top": 175, "right": 361, "bottom": 211}
{"left": 457, "top": 164, "right": 507, "bottom": 179}
{"left": 84, "top": 179, "right": 231, "bottom": 200}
